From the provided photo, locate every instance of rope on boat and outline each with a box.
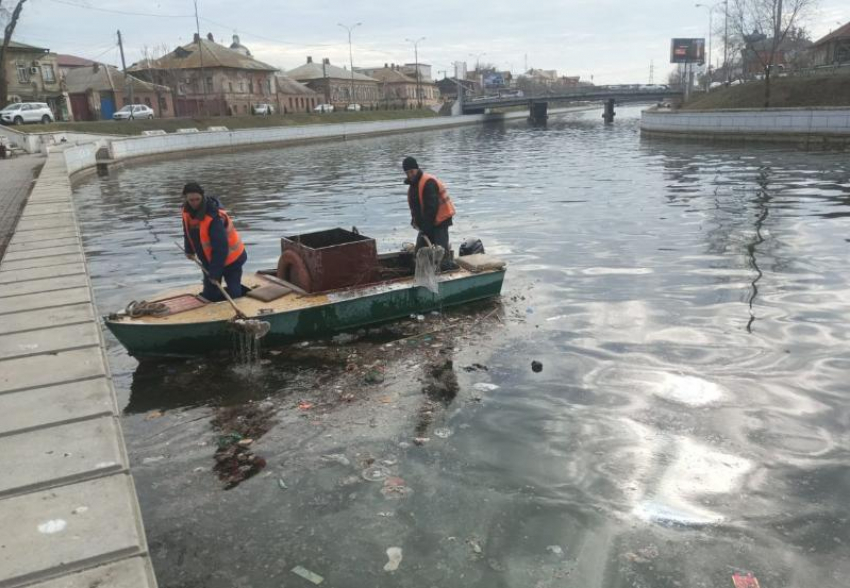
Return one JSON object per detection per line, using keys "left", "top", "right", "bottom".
{"left": 125, "top": 300, "right": 168, "bottom": 318}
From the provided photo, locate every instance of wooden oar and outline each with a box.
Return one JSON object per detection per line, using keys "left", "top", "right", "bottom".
{"left": 175, "top": 242, "right": 270, "bottom": 339}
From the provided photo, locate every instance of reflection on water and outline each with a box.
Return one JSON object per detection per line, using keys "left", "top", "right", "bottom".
{"left": 73, "top": 107, "right": 850, "bottom": 587}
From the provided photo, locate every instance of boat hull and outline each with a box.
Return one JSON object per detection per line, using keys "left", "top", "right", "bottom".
{"left": 105, "top": 270, "right": 505, "bottom": 357}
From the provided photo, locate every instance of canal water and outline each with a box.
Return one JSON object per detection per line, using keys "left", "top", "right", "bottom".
{"left": 73, "top": 107, "right": 850, "bottom": 588}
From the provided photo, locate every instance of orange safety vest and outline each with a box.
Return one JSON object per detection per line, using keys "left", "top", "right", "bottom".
{"left": 182, "top": 208, "right": 245, "bottom": 266}
{"left": 417, "top": 173, "right": 456, "bottom": 226}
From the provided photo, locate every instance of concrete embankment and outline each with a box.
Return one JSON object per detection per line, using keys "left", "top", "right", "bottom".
{"left": 4, "top": 106, "right": 595, "bottom": 177}
{"left": 640, "top": 106, "right": 850, "bottom": 148}
{"left": 0, "top": 152, "right": 157, "bottom": 587}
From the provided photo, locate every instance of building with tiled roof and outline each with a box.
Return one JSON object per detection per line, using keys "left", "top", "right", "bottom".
{"left": 129, "top": 33, "right": 280, "bottom": 116}
{"left": 286, "top": 57, "right": 380, "bottom": 108}
{"left": 2, "top": 40, "right": 64, "bottom": 117}
{"left": 274, "top": 74, "right": 318, "bottom": 113}
{"left": 64, "top": 63, "right": 174, "bottom": 121}
{"left": 811, "top": 20, "right": 850, "bottom": 66}
{"left": 356, "top": 64, "right": 439, "bottom": 108}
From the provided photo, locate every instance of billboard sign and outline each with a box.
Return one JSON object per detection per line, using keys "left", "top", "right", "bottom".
{"left": 483, "top": 72, "right": 506, "bottom": 88}
{"left": 670, "top": 38, "right": 705, "bottom": 64}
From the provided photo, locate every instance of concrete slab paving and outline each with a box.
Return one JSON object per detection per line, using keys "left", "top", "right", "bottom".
{"left": 0, "top": 377, "right": 114, "bottom": 437}
{"left": 4, "top": 236, "right": 80, "bottom": 254}
{"left": 0, "top": 273, "right": 89, "bottom": 297}
{"left": 6, "top": 229, "right": 79, "bottom": 247}
{"left": 0, "top": 262, "right": 86, "bottom": 284}
{"left": 0, "top": 302, "right": 93, "bottom": 335}
{"left": 0, "top": 321, "right": 100, "bottom": 360}
{"left": 0, "top": 346, "right": 105, "bottom": 394}
{"left": 0, "top": 150, "right": 156, "bottom": 587}
{"left": 13, "top": 217, "right": 70, "bottom": 232}
{"left": 0, "top": 416, "right": 125, "bottom": 498}
{"left": 0, "top": 474, "right": 146, "bottom": 587}
{"left": 26, "top": 557, "right": 157, "bottom": 588}
{"left": 0, "top": 286, "right": 90, "bottom": 313}
{"left": 0, "top": 245, "right": 82, "bottom": 262}
{"left": 0, "top": 253, "right": 83, "bottom": 272}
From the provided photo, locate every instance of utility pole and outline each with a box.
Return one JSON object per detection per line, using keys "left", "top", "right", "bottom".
{"left": 723, "top": 0, "right": 729, "bottom": 84}
{"left": 649, "top": 59, "right": 654, "bottom": 84}
{"left": 338, "top": 22, "right": 361, "bottom": 107}
{"left": 407, "top": 37, "right": 425, "bottom": 109}
{"left": 117, "top": 30, "right": 135, "bottom": 116}
{"left": 193, "top": 0, "right": 207, "bottom": 116}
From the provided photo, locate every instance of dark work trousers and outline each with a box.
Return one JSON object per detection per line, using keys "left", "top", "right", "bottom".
{"left": 201, "top": 262, "right": 244, "bottom": 302}
{"left": 416, "top": 223, "right": 452, "bottom": 270}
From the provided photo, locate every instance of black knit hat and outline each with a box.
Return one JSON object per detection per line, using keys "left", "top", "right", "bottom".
{"left": 402, "top": 156, "right": 419, "bottom": 171}
{"left": 182, "top": 182, "right": 204, "bottom": 196}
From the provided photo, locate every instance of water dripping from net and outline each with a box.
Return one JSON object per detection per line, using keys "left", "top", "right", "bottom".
{"left": 231, "top": 329, "right": 263, "bottom": 377}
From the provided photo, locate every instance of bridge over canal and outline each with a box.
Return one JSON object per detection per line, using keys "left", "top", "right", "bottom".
{"left": 461, "top": 88, "right": 684, "bottom": 123}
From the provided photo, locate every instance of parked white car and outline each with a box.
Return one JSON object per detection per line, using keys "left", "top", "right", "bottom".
{"left": 345, "top": 103, "right": 362, "bottom": 111}
{"left": 252, "top": 103, "right": 274, "bottom": 115}
{"left": 0, "top": 102, "right": 54, "bottom": 125}
{"left": 314, "top": 103, "right": 334, "bottom": 113}
{"left": 113, "top": 104, "right": 155, "bottom": 120}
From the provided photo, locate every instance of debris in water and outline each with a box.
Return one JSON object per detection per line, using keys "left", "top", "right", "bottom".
{"left": 463, "top": 363, "right": 488, "bottom": 372}
{"left": 532, "top": 360, "right": 543, "bottom": 373}
{"left": 298, "top": 401, "right": 314, "bottom": 410}
{"left": 362, "top": 465, "right": 390, "bottom": 482}
{"left": 413, "top": 437, "right": 430, "bottom": 445}
{"left": 278, "top": 478, "right": 288, "bottom": 490}
{"left": 210, "top": 402, "right": 276, "bottom": 489}
{"left": 467, "top": 538, "right": 483, "bottom": 555}
{"left": 142, "top": 456, "right": 165, "bottom": 464}
{"left": 433, "top": 427, "right": 452, "bottom": 438}
{"left": 473, "top": 382, "right": 499, "bottom": 392}
{"left": 381, "top": 476, "right": 412, "bottom": 499}
{"left": 384, "top": 547, "right": 403, "bottom": 571}
{"left": 144, "top": 410, "right": 164, "bottom": 420}
{"left": 291, "top": 565, "right": 324, "bottom": 585}
{"left": 365, "top": 369, "right": 385, "bottom": 384}
{"left": 547, "top": 545, "right": 563, "bottom": 555}
{"left": 321, "top": 453, "right": 351, "bottom": 467}
{"left": 732, "top": 573, "right": 761, "bottom": 588}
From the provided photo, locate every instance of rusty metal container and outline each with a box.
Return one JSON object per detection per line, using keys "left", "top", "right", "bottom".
{"left": 278, "top": 228, "right": 378, "bottom": 293}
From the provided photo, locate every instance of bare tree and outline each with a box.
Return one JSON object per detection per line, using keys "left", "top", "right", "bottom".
{"left": 0, "top": 0, "right": 28, "bottom": 109}
{"left": 729, "top": 0, "right": 818, "bottom": 107}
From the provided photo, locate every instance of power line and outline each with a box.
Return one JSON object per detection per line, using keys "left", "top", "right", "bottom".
{"left": 198, "top": 16, "right": 339, "bottom": 48}
{"left": 45, "top": 0, "right": 194, "bottom": 18}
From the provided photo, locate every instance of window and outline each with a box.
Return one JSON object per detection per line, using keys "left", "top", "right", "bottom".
{"left": 144, "top": 97, "right": 152, "bottom": 107}
{"left": 239, "top": 81, "right": 244, "bottom": 93}
{"left": 267, "top": 79, "right": 272, "bottom": 94}
{"left": 249, "top": 81, "right": 254, "bottom": 94}
{"left": 41, "top": 65, "right": 55, "bottom": 83}
{"left": 206, "top": 77, "right": 213, "bottom": 92}
{"left": 229, "top": 82, "right": 233, "bottom": 92}
{"left": 159, "top": 95, "right": 168, "bottom": 112}
{"left": 16, "top": 64, "right": 29, "bottom": 83}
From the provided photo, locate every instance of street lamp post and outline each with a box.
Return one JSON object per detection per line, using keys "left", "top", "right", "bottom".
{"left": 695, "top": 2, "right": 716, "bottom": 87}
{"left": 338, "top": 22, "right": 362, "bottom": 107}
{"left": 406, "top": 37, "right": 426, "bottom": 109}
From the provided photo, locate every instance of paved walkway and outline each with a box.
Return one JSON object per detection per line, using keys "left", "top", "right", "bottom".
{"left": 0, "top": 151, "right": 157, "bottom": 587}
{"left": 0, "top": 154, "right": 44, "bottom": 262}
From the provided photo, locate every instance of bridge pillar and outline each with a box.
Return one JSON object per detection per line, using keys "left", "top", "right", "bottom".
{"left": 528, "top": 101, "right": 548, "bottom": 124}
{"left": 602, "top": 98, "right": 616, "bottom": 124}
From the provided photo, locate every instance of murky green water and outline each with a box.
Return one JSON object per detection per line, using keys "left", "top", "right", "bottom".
{"left": 74, "top": 107, "right": 850, "bottom": 587}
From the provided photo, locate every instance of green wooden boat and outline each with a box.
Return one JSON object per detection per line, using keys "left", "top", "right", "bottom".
{"left": 105, "top": 252, "right": 506, "bottom": 357}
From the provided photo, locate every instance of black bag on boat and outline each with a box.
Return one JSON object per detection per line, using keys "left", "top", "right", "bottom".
{"left": 459, "top": 238, "right": 485, "bottom": 257}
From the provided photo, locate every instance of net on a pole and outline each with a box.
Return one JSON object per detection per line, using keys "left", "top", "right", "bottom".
{"left": 415, "top": 244, "right": 445, "bottom": 294}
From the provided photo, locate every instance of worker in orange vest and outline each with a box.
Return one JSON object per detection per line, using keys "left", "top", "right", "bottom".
{"left": 403, "top": 156, "right": 456, "bottom": 262}
{"left": 182, "top": 182, "right": 247, "bottom": 301}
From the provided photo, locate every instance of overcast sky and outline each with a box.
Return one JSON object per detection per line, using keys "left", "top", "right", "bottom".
{"left": 11, "top": 0, "right": 849, "bottom": 84}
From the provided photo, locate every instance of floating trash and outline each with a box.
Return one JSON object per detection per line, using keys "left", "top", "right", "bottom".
{"left": 321, "top": 453, "right": 351, "bottom": 467}
{"left": 291, "top": 565, "right": 324, "bottom": 585}
{"left": 473, "top": 383, "right": 499, "bottom": 392}
{"left": 546, "top": 545, "right": 563, "bottom": 555}
{"left": 434, "top": 427, "right": 453, "bottom": 438}
{"left": 384, "top": 547, "right": 403, "bottom": 571}
{"left": 362, "top": 465, "right": 391, "bottom": 482}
